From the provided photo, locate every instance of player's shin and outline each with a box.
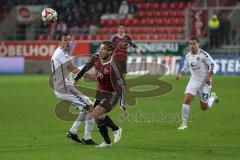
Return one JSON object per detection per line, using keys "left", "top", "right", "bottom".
{"left": 84, "top": 112, "right": 95, "bottom": 140}
{"left": 69, "top": 111, "right": 87, "bottom": 134}
{"left": 104, "top": 115, "right": 119, "bottom": 131}
{"left": 182, "top": 104, "right": 190, "bottom": 124}
{"left": 96, "top": 119, "right": 111, "bottom": 144}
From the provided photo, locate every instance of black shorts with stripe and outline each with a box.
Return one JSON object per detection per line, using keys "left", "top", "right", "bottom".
{"left": 94, "top": 91, "right": 119, "bottom": 113}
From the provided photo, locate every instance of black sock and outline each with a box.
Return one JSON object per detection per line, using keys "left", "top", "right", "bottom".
{"left": 97, "top": 119, "right": 111, "bottom": 144}
{"left": 104, "top": 115, "right": 119, "bottom": 131}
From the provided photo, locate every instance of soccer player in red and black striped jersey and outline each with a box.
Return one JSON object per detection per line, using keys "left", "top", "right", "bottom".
{"left": 111, "top": 25, "right": 141, "bottom": 74}
{"left": 74, "top": 41, "right": 127, "bottom": 147}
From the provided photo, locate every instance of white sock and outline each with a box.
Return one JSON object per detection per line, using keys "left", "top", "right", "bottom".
{"left": 182, "top": 104, "right": 190, "bottom": 124}
{"left": 208, "top": 96, "right": 215, "bottom": 108}
{"left": 69, "top": 111, "right": 87, "bottom": 134}
{"left": 83, "top": 113, "right": 95, "bottom": 140}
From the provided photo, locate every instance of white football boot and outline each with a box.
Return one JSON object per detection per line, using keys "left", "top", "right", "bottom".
{"left": 178, "top": 120, "right": 188, "bottom": 130}
{"left": 113, "top": 128, "right": 122, "bottom": 143}
{"left": 95, "top": 141, "right": 112, "bottom": 148}
{"left": 211, "top": 92, "right": 219, "bottom": 103}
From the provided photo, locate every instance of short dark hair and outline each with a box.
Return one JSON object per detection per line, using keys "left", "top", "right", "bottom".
{"left": 189, "top": 37, "right": 200, "bottom": 43}
{"left": 57, "top": 32, "right": 70, "bottom": 41}
{"left": 102, "top": 41, "right": 116, "bottom": 52}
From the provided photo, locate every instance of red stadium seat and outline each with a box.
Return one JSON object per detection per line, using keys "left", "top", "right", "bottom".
{"left": 178, "top": 2, "right": 185, "bottom": 10}
{"left": 132, "top": 19, "right": 138, "bottom": 26}
{"left": 154, "top": 11, "right": 161, "bottom": 17}
{"left": 38, "top": 35, "right": 47, "bottom": 40}
{"left": 155, "top": 18, "right": 163, "bottom": 26}
{"left": 170, "top": 11, "right": 177, "bottom": 17}
{"left": 176, "top": 27, "right": 184, "bottom": 33}
{"left": 133, "top": 27, "right": 141, "bottom": 34}
{"left": 187, "top": 2, "right": 193, "bottom": 8}
{"left": 100, "top": 19, "right": 108, "bottom": 26}
{"left": 154, "top": 3, "right": 161, "bottom": 10}
{"left": 101, "top": 27, "right": 109, "bottom": 34}
{"left": 143, "top": 3, "right": 151, "bottom": 10}
{"left": 137, "top": 11, "right": 145, "bottom": 18}
{"left": 143, "top": 35, "right": 152, "bottom": 40}
{"left": 152, "top": 34, "right": 161, "bottom": 40}
{"left": 146, "top": 11, "right": 153, "bottom": 18}
{"left": 46, "top": 35, "right": 52, "bottom": 40}
{"left": 79, "top": 35, "right": 88, "bottom": 40}
{"left": 72, "top": 35, "right": 80, "bottom": 40}
{"left": 140, "top": 27, "right": 148, "bottom": 33}
{"left": 133, "top": 34, "right": 143, "bottom": 40}
{"left": 170, "top": 2, "right": 177, "bottom": 10}
{"left": 177, "top": 11, "right": 185, "bottom": 17}
{"left": 102, "top": 35, "right": 110, "bottom": 40}
{"left": 161, "top": 3, "right": 169, "bottom": 10}
{"left": 147, "top": 18, "right": 155, "bottom": 26}
{"left": 164, "top": 18, "right": 172, "bottom": 26}
{"left": 158, "top": 27, "right": 167, "bottom": 33}
{"left": 149, "top": 3, "right": 155, "bottom": 10}
{"left": 162, "top": 34, "right": 168, "bottom": 40}
{"left": 140, "top": 19, "right": 147, "bottom": 26}
{"left": 150, "top": 27, "right": 158, "bottom": 34}
{"left": 162, "top": 11, "right": 170, "bottom": 17}
{"left": 136, "top": 3, "right": 145, "bottom": 10}
{"left": 169, "top": 34, "right": 177, "bottom": 40}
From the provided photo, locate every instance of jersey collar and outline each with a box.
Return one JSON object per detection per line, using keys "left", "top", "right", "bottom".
{"left": 191, "top": 49, "right": 200, "bottom": 55}
{"left": 117, "top": 34, "right": 125, "bottom": 38}
{"left": 101, "top": 56, "right": 113, "bottom": 65}
{"left": 59, "top": 46, "right": 69, "bottom": 55}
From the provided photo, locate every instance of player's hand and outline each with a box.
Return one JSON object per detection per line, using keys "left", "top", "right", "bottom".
{"left": 176, "top": 71, "right": 184, "bottom": 80}
{"left": 205, "top": 76, "right": 211, "bottom": 85}
{"left": 176, "top": 74, "right": 180, "bottom": 80}
{"left": 74, "top": 80, "right": 79, "bottom": 87}
{"left": 136, "top": 48, "right": 142, "bottom": 56}
{"left": 120, "top": 106, "right": 128, "bottom": 117}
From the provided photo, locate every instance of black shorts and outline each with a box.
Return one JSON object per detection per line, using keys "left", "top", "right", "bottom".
{"left": 118, "top": 59, "right": 127, "bottom": 74}
{"left": 94, "top": 91, "right": 119, "bottom": 113}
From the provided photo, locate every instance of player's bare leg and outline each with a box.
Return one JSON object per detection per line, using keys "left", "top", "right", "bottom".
{"left": 178, "top": 93, "right": 194, "bottom": 130}
{"left": 68, "top": 105, "right": 97, "bottom": 144}
{"left": 200, "top": 92, "right": 219, "bottom": 110}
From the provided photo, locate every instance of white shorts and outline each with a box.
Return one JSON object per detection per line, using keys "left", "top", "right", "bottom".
{"left": 185, "top": 80, "right": 211, "bottom": 103}
{"left": 55, "top": 87, "right": 93, "bottom": 110}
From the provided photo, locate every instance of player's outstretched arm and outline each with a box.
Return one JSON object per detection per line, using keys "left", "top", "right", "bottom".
{"left": 67, "top": 62, "right": 80, "bottom": 74}
{"left": 83, "top": 73, "right": 96, "bottom": 81}
{"left": 74, "top": 54, "right": 98, "bottom": 82}
{"left": 111, "top": 61, "right": 128, "bottom": 116}
{"left": 176, "top": 71, "right": 185, "bottom": 80}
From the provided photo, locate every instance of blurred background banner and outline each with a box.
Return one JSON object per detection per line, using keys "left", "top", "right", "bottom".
{"left": 0, "top": 41, "right": 90, "bottom": 60}
{"left": 0, "top": 41, "right": 58, "bottom": 59}
{"left": 91, "top": 41, "right": 209, "bottom": 55}
{"left": 213, "top": 55, "right": 240, "bottom": 74}
{"left": 0, "top": 57, "right": 24, "bottom": 74}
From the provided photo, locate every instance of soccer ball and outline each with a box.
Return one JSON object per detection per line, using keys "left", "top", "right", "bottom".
{"left": 41, "top": 8, "right": 58, "bottom": 23}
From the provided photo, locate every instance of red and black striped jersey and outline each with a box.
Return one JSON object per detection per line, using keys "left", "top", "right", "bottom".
{"left": 77, "top": 53, "right": 127, "bottom": 108}
{"left": 111, "top": 34, "right": 137, "bottom": 58}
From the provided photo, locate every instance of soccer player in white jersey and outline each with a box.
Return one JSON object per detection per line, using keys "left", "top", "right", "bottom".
{"left": 51, "top": 32, "right": 97, "bottom": 144}
{"left": 176, "top": 37, "right": 219, "bottom": 130}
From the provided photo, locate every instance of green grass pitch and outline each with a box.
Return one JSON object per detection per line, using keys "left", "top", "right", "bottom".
{"left": 0, "top": 75, "right": 240, "bottom": 160}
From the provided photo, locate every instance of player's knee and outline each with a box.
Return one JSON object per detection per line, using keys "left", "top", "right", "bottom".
{"left": 184, "top": 94, "right": 193, "bottom": 105}
{"left": 87, "top": 105, "right": 94, "bottom": 113}
{"left": 184, "top": 98, "right": 191, "bottom": 105}
{"left": 93, "top": 111, "right": 103, "bottom": 120}
{"left": 200, "top": 104, "right": 209, "bottom": 111}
